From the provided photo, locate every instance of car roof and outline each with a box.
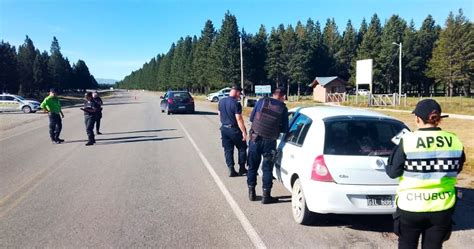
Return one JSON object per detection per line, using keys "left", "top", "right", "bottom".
{"left": 294, "top": 105, "right": 398, "bottom": 121}
{"left": 168, "top": 91, "right": 190, "bottom": 93}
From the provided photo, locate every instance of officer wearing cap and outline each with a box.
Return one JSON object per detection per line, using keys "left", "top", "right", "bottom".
{"left": 92, "top": 91, "right": 103, "bottom": 135}
{"left": 386, "top": 99, "right": 466, "bottom": 249}
{"left": 247, "top": 87, "right": 288, "bottom": 204}
{"left": 218, "top": 84, "right": 248, "bottom": 177}
{"left": 81, "top": 92, "right": 99, "bottom": 146}
{"left": 40, "top": 88, "right": 65, "bottom": 144}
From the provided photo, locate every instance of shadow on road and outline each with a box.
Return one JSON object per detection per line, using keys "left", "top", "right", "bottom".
{"left": 103, "top": 129, "right": 176, "bottom": 135}
{"left": 103, "top": 101, "right": 143, "bottom": 106}
{"left": 300, "top": 188, "right": 474, "bottom": 233}
{"left": 304, "top": 213, "right": 394, "bottom": 233}
{"left": 63, "top": 135, "right": 158, "bottom": 143}
{"left": 96, "top": 136, "right": 182, "bottom": 145}
{"left": 63, "top": 135, "right": 182, "bottom": 145}
{"left": 452, "top": 187, "right": 474, "bottom": 231}
{"left": 188, "top": 111, "right": 218, "bottom": 116}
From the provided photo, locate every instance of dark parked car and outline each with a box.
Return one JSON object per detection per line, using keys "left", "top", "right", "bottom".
{"left": 160, "top": 91, "right": 195, "bottom": 115}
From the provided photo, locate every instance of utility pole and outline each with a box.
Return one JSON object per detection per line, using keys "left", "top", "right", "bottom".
{"left": 392, "top": 42, "right": 402, "bottom": 105}
{"left": 240, "top": 37, "right": 244, "bottom": 98}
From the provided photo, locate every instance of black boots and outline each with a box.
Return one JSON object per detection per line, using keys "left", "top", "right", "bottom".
{"left": 228, "top": 167, "right": 238, "bottom": 177}
{"left": 238, "top": 164, "right": 248, "bottom": 176}
{"left": 248, "top": 186, "right": 256, "bottom": 201}
{"left": 262, "top": 188, "right": 278, "bottom": 204}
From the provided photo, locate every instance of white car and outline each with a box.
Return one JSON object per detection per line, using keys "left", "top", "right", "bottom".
{"left": 357, "top": 89, "right": 370, "bottom": 96}
{"left": 207, "top": 87, "right": 231, "bottom": 102}
{"left": 0, "top": 94, "right": 41, "bottom": 113}
{"left": 274, "top": 106, "right": 408, "bottom": 224}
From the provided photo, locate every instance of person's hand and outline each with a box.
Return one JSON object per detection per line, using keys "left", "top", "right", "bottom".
{"left": 242, "top": 133, "right": 247, "bottom": 142}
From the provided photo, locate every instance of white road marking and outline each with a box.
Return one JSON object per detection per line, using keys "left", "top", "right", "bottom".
{"left": 176, "top": 119, "right": 267, "bottom": 249}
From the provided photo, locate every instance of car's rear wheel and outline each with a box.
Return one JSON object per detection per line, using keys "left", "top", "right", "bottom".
{"left": 212, "top": 97, "right": 218, "bottom": 102}
{"left": 22, "top": 106, "right": 31, "bottom": 113}
{"left": 292, "top": 178, "right": 312, "bottom": 225}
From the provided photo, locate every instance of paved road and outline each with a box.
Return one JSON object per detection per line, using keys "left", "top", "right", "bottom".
{"left": 1, "top": 91, "right": 473, "bottom": 248}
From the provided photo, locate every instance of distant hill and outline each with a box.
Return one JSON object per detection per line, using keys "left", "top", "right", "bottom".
{"left": 95, "top": 78, "right": 118, "bottom": 85}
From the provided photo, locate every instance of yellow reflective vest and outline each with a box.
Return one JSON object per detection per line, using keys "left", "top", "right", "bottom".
{"left": 397, "top": 130, "right": 463, "bottom": 212}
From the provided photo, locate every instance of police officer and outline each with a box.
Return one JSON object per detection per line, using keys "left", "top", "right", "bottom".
{"left": 92, "top": 91, "right": 103, "bottom": 135}
{"left": 247, "top": 88, "right": 288, "bottom": 204}
{"left": 40, "top": 88, "right": 65, "bottom": 144}
{"left": 386, "top": 99, "right": 465, "bottom": 249}
{"left": 218, "top": 84, "right": 248, "bottom": 177}
{"left": 81, "top": 92, "right": 98, "bottom": 146}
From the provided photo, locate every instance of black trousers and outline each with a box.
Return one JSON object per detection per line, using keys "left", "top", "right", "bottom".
{"left": 395, "top": 207, "right": 454, "bottom": 249}
{"left": 220, "top": 126, "right": 247, "bottom": 168}
{"left": 84, "top": 115, "right": 96, "bottom": 142}
{"left": 247, "top": 137, "right": 277, "bottom": 189}
{"left": 95, "top": 112, "right": 102, "bottom": 132}
{"left": 48, "top": 113, "right": 62, "bottom": 141}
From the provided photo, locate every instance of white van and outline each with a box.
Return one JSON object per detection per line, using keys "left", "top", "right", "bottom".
{"left": 0, "top": 94, "right": 41, "bottom": 113}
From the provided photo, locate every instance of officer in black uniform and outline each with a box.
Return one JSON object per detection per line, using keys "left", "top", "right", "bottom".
{"left": 386, "top": 99, "right": 466, "bottom": 249}
{"left": 81, "top": 92, "right": 98, "bottom": 146}
{"left": 247, "top": 88, "right": 288, "bottom": 204}
{"left": 92, "top": 91, "right": 103, "bottom": 135}
{"left": 218, "top": 84, "right": 248, "bottom": 177}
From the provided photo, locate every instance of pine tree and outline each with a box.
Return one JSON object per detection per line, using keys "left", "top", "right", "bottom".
{"left": 17, "top": 36, "right": 37, "bottom": 96}
{"left": 379, "top": 15, "right": 407, "bottom": 93}
{"left": 281, "top": 25, "right": 297, "bottom": 92}
{"left": 428, "top": 9, "right": 473, "bottom": 96}
{"left": 356, "top": 14, "right": 383, "bottom": 92}
{"left": 289, "top": 21, "right": 311, "bottom": 97}
{"left": 248, "top": 25, "right": 268, "bottom": 88}
{"left": 73, "top": 60, "right": 95, "bottom": 90}
{"left": 0, "top": 41, "right": 18, "bottom": 93}
{"left": 213, "top": 11, "right": 241, "bottom": 86}
{"left": 48, "top": 37, "right": 69, "bottom": 90}
{"left": 416, "top": 15, "right": 441, "bottom": 94}
{"left": 338, "top": 20, "right": 358, "bottom": 81}
{"left": 193, "top": 20, "right": 217, "bottom": 92}
{"left": 266, "top": 26, "right": 286, "bottom": 89}
{"left": 33, "top": 50, "right": 50, "bottom": 92}
{"left": 322, "top": 18, "right": 341, "bottom": 75}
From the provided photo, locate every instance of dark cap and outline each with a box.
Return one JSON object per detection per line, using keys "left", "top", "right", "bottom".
{"left": 412, "top": 99, "right": 448, "bottom": 122}
{"left": 231, "top": 84, "right": 242, "bottom": 91}
{"left": 49, "top": 88, "right": 57, "bottom": 93}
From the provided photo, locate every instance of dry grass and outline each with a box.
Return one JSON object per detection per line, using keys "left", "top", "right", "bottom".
{"left": 342, "top": 96, "right": 474, "bottom": 115}
{"left": 202, "top": 97, "right": 473, "bottom": 187}
{"left": 376, "top": 111, "right": 473, "bottom": 187}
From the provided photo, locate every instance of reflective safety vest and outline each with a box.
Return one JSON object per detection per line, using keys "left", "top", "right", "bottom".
{"left": 251, "top": 98, "right": 285, "bottom": 140}
{"left": 397, "top": 130, "right": 463, "bottom": 212}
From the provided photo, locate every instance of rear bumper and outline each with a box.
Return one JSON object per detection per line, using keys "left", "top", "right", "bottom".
{"left": 301, "top": 179, "right": 397, "bottom": 214}
{"left": 168, "top": 103, "right": 195, "bottom": 112}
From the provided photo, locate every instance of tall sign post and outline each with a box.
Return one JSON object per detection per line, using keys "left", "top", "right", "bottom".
{"left": 356, "top": 59, "right": 373, "bottom": 105}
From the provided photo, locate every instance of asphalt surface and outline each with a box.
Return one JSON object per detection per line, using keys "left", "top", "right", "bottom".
{"left": 0, "top": 91, "right": 473, "bottom": 248}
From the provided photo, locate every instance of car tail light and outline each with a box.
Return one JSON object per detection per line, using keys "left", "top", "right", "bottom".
{"left": 311, "top": 155, "right": 334, "bottom": 182}
{"left": 167, "top": 98, "right": 174, "bottom": 104}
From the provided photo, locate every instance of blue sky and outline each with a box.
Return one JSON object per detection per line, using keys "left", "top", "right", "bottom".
{"left": 1, "top": 0, "right": 472, "bottom": 80}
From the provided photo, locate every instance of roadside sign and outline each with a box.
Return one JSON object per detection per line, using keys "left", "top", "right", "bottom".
{"left": 255, "top": 85, "right": 271, "bottom": 95}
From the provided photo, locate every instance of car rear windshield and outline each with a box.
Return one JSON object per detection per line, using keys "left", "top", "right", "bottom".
{"left": 324, "top": 119, "right": 406, "bottom": 156}
{"left": 170, "top": 92, "right": 191, "bottom": 98}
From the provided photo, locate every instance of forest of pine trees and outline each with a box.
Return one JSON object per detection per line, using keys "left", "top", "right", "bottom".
{"left": 118, "top": 10, "right": 473, "bottom": 97}
{"left": 0, "top": 36, "right": 98, "bottom": 98}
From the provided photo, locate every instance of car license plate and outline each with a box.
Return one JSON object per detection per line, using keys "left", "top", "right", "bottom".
{"left": 178, "top": 106, "right": 186, "bottom": 109}
{"left": 366, "top": 195, "right": 393, "bottom": 207}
